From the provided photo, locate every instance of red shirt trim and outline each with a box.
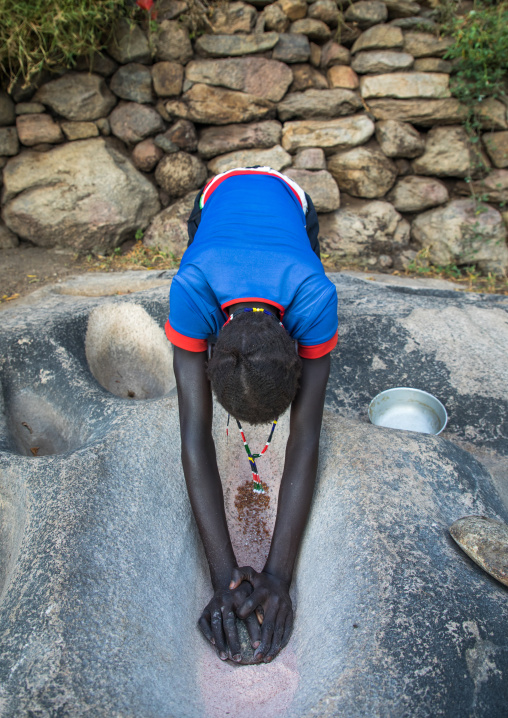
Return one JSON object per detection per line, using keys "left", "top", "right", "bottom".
{"left": 201, "top": 169, "right": 305, "bottom": 211}
{"left": 298, "top": 331, "right": 338, "bottom": 359}
{"left": 221, "top": 297, "right": 285, "bottom": 318}
{"left": 165, "top": 320, "right": 207, "bottom": 352}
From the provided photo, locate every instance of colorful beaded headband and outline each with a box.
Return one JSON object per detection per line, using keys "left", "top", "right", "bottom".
{"left": 222, "top": 307, "right": 283, "bottom": 329}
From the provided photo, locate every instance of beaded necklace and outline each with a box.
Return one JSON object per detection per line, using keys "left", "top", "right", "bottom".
{"left": 227, "top": 414, "right": 277, "bottom": 494}
{"left": 222, "top": 306, "right": 282, "bottom": 493}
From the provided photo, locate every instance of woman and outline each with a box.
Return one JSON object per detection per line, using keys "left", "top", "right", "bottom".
{"left": 166, "top": 167, "right": 338, "bottom": 663}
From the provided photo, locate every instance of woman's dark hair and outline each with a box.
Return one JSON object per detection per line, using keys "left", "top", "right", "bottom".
{"left": 207, "top": 311, "right": 302, "bottom": 424}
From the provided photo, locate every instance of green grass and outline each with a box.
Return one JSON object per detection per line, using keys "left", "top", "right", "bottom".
{"left": 0, "top": 0, "right": 135, "bottom": 90}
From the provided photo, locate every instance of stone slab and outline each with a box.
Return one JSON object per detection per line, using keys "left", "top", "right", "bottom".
{"left": 0, "top": 273, "right": 507, "bottom": 716}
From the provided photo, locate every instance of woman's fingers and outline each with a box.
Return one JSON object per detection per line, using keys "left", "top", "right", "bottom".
{"left": 237, "top": 587, "right": 268, "bottom": 620}
{"left": 229, "top": 565, "right": 257, "bottom": 590}
{"left": 244, "top": 611, "right": 262, "bottom": 649}
{"left": 222, "top": 605, "right": 241, "bottom": 661}
{"left": 210, "top": 606, "right": 228, "bottom": 659}
{"left": 264, "top": 611, "right": 287, "bottom": 662}
{"left": 281, "top": 610, "right": 294, "bottom": 650}
{"left": 198, "top": 610, "right": 214, "bottom": 645}
{"left": 253, "top": 605, "right": 278, "bottom": 661}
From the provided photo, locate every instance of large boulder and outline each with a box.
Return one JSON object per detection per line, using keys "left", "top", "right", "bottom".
{"left": 184, "top": 58, "right": 292, "bottom": 102}
{"left": 164, "top": 84, "right": 275, "bottom": 125}
{"left": 328, "top": 146, "right": 398, "bottom": 198}
{"left": 278, "top": 88, "right": 362, "bottom": 121}
{"left": 319, "top": 200, "right": 409, "bottom": 256}
{"left": 34, "top": 73, "right": 116, "bottom": 121}
{"left": 197, "top": 120, "right": 282, "bottom": 159}
{"left": 411, "top": 199, "right": 508, "bottom": 275}
{"left": 283, "top": 168, "right": 340, "bottom": 212}
{"left": 282, "top": 115, "right": 375, "bottom": 153}
{"left": 2, "top": 138, "right": 161, "bottom": 251}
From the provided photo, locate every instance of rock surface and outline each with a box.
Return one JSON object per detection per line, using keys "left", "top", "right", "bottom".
{"left": 0, "top": 273, "right": 507, "bottom": 715}
{"left": 16, "top": 114, "right": 63, "bottom": 146}
{"left": 2, "top": 138, "right": 160, "bottom": 251}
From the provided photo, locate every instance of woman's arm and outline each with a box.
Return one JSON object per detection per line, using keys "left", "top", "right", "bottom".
{"left": 173, "top": 346, "right": 261, "bottom": 660}
{"left": 231, "top": 353, "right": 331, "bottom": 661}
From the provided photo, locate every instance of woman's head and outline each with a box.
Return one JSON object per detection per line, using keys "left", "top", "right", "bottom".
{"left": 207, "top": 310, "right": 302, "bottom": 424}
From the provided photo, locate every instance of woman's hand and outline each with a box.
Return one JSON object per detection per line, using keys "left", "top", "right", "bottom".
{"left": 230, "top": 566, "right": 293, "bottom": 663}
{"left": 198, "top": 581, "right": 261, "bottom": 662}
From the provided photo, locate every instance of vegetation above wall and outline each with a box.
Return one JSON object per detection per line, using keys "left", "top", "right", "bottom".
{"left": 0, "top": 0, "right": 135, "bottom": 91}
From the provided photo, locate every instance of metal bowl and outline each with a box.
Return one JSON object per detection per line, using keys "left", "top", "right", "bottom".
{"left": 368, "top": 388, "right": 448, "bottom": 435}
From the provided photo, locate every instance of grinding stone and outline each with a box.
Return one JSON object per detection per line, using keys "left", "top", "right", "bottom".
{"left": 450, "top": 515, "right": 508, "bottom": 587}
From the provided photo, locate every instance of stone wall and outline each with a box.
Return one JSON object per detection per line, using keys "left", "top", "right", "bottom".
{"left": 1, "top": 0, "right": 508, "bottom": 273}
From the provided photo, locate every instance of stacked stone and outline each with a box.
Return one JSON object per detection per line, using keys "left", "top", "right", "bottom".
{"left": 1, "top": 0, "right": 508, "bottom": 272}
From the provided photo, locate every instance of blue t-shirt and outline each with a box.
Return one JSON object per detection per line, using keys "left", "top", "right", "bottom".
{"left": 166, "top": 169, "right": 338, "bottom": 359}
